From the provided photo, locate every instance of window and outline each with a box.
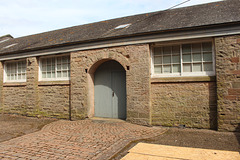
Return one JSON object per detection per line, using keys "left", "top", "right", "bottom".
{"left": 152, "top": 41, "right": 215, "bottom": 77}
{"left": 40, "top": 55, "right": 70, "bottom": 81}
{"left": 4, "top": 60, "right": 26, "bottom": 82}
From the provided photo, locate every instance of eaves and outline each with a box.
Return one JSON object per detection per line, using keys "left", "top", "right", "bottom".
{"left": 0, "top": 22, "right": 240, "bottom": 61}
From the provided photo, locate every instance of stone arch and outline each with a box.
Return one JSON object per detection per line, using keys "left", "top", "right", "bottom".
{"left": 86, "top": 53, "right": 130, "bottom": 118}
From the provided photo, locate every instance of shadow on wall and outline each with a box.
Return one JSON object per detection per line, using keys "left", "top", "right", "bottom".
{"left": 209, "top": 82, "right": 218, "bottom": 130}
{"left": 235, "top": 123, "right": 240, "bottom": 151}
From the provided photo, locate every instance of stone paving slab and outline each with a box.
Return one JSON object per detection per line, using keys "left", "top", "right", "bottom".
{"left": 0, "top": 119, "right": 166, "bottom": 160}
{"left": 121, "top": 143, "right": 240, "bottom": 160}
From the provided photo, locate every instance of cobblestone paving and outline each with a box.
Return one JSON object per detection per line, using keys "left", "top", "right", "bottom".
{"left": 0, "top": 119, "right": 166, "bottom": 160}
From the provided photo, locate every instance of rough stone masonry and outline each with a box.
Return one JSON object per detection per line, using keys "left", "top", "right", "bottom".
{"left": 0, "top": 35, "right": 239, "bottom": 132}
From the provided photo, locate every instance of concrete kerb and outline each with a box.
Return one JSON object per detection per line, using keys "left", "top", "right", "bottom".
{"left": 109, "top": 127, "right": 169, "bottom": 160}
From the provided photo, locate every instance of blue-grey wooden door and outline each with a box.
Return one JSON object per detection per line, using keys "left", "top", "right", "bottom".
{"left": 94, "top": 61, "right": 126, "bottom": 119}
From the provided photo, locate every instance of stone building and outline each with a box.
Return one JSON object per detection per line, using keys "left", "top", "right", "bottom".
{"left": 0, "top": 0, "right": 239, "bottom": 131}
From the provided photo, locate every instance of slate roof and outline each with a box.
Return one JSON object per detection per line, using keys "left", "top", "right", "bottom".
{"left": 0, "top": 34, "right": 13, "bottom": 42}
{"left": 0, "top": 0, "right": 240, "bottom": 55}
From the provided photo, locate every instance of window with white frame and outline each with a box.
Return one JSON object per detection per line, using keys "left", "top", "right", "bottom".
{"left": 40, "top": 55, "right": 70, "bottom": 81}
{"left": 152, "top": 41, "right": 215, "bottom": 77}
{"left": 5, "top": 60, "right": 26, "bottom": 82}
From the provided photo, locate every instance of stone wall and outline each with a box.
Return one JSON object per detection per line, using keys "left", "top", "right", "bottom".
{"left": 25, "top": 57, "right": 39, "bottom": 115}
{"left": 71, "top": 44, "right": 151, "bottom": 125}
{"left": 38, "top": 84, "right": 70, "bottom": 119}
{"left": 2, "top": 86, "right": 27, "bottom": 114}
{"left": 0, "top": 35, "right": 239, "bottom": 131}
{"left": 215, "top": 35, "right": 240, "bottom": 131}
{"left": 0, "top": 56, "right": 71, "bottom": 119}
{"left": 151, "top": 81, "right": 217, "bottom": 129}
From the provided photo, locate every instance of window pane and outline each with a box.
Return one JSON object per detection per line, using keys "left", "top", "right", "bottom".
{"left": 62, "top": 63, "right": 68, "bottom": 70}
{"left": 172, "top": 55, "right": 180, "bottom": 63}
{"left": 182, "top": 44, "right": 191, "bottom": 53}
{"left": 172, "top": 45, "right": 180, "bottom": 54}
{"left": 193, "top": 63, "right": 202, "bottom": 72}
{"left": 152, "top": 42, "right": 214, "bottom": 76}
{"left": 154, "top": 56, "right": 162, "bottom": 64}
{"left": 52, "top": 60, "right": 55, "bottom": 66}
{"left": 7, "top": 65, "right": 11, "bottom": 73}
{"left": 42, "top": 65, "right": 47, "bottom": 71}
{"left": 18, "top": 74, "right": 22, "bottom": 80}
{"left": 57, "top": 71, "right": 61, "bottom": 77}
{"left": 18, "top": 61, "right": 22, "bottom": 68}
{"left": 173, "top": 64, "right": 180, "bottom": 73}
{"left": 40, "top": 56, "right": 70, "bottom": 80}
{"left": 22, "top": 74, "right": 26, "bottom": 80}
{"left": 183, "top": 64, "right": 191, "bottom": 72}
{"left": 47, "top": 65, "right": 52, "bottom": 72}
{"left": 163, "top": 46, "right": 171, "bottom": 55}
{"left": 193, "top": 53, "right": 201, "bottom": 62}
{"left": 47, "top": 72, "right": 51, "bottom": 78}
{"left": 62, "top": 57, "right": 68, "bottom": 63}
{"left": 67, "top": 63, "right": 70, "bottom": 70}
{"left": 5, "top": 61, "right": 26, "bottom": 82}
{"left": 154, "top": 47, "right": 162, "bottom": 55}
{"left": 163, "top": 56, "right": 171, "bottom": 64}
{"left": 57, "top": 64, "right": 61, "bottom": 70}
{"left": 10, "top": 74, "right": 14, "bottom": 80}
{"left": 202, "top": 42, "right": 212, "bottom": 52}
{"left": 163, "top": 65, "right": 171, "bottom": 73}
{"left": 12, "top": 63, "right": 16, "bottom": 72}
{"left": 57, "top": 57, "right": 62, "bottom": 64}
{"left": 22, "top": 66, "right": 26, "bottom": 72}
{"left": 47, "top": 58, "right": 52, "bottom": 65}
{"left": 11, "top": 74, "right": 17, "bottom": 80}
{"left": 192, "top": 43, "right": 201, "bottom": 53}
{"left": 183, "top": 54, "right": 191, "bottom": 62}
{"left": 42, "top": 72, "right": 46, "bottom": 78}
{"left": 203, "top": 53, "right": 212, "bottom": 62}
{"left": 51, "top": 65, "right": 55, "bottom": 70}
{"left": 42, "top": 59, "right": 47, "bottom": 66}
{"left": 18, "top": 67, "right": 22, "bottom": 73}
{"left": 203, "top": 63, "right": 213, "bottom": 71}
{"left": 154, "top": 65, "right": 162, "bottom": 74}
{"left": 52, "top": 72, "right": 55, "bottom": 78}
{"left": 62, "top": 71, "right": 67, "bottom": 77}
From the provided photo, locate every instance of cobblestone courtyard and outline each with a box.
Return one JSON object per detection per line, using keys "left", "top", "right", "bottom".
{"left": 0, "top": 119, "right": 166, "bottom": 160}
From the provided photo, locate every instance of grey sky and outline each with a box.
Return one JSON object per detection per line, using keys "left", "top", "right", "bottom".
{"left": 0, "top": 0, "right": 222, "bottom": 38}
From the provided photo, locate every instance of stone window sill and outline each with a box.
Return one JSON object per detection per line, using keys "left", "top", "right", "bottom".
{"left": 151, "top": 76, "right": 216, "bottom": 83}
{"left": 3, "top": 82, "right": 27, "bottom": 87}
{"left": 38, "top": 80, "right": 70, "bottom": 86}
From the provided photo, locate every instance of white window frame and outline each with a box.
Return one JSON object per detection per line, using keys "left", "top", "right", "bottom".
{"left": 151, "top": 39, "right": 216, "bottom": 78}
{"left": 4, "top": 59, "right": 27, "bottom": 83}
{"left": 39, "top": 54, "right": 70, "bottom": 81}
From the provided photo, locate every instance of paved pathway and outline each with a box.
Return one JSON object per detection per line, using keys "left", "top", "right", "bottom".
{"left": 122, "top": 143, "right": 240, "bottom": 160}
{"left": 0, "top": 119, "right": 166, "bottom": 160}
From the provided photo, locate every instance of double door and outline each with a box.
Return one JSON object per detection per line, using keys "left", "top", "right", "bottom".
{"left": 94, "top": 61, "right": 126, "bottom": 119}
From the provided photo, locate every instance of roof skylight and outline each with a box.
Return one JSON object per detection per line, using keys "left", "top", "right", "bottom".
{"left": 115, "top": 24, "right": 131, "bottom": 29}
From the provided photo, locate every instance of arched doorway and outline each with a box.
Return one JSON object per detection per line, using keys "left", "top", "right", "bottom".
{"left": 94, "top": 60, "right": 126, "bottom": 119}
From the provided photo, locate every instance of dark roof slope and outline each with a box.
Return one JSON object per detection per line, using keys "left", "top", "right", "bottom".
{"left": 0, "top": 0, "right": 240, "bottom": 55}
{"left": 0, "top": 34, "right": 13, "bottom": 41}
